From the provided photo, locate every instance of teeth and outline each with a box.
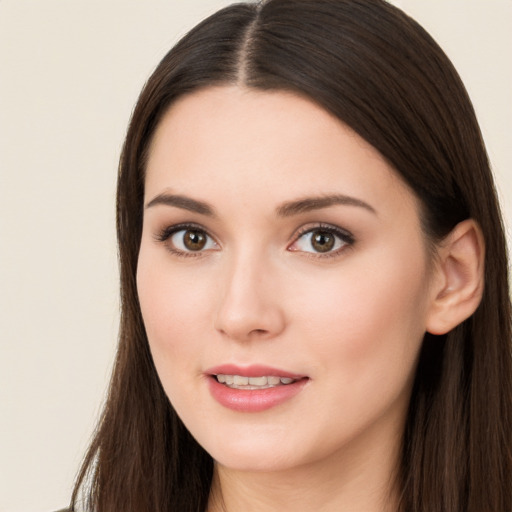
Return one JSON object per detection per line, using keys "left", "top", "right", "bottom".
{"left": 248, "top": 376, "right": 267, "bottom": 386}
{"left": 215, "top": 374, "right": 298, "bottom": 389}
{"left": 233, "top": 375, "right": 249, "bottom": 385}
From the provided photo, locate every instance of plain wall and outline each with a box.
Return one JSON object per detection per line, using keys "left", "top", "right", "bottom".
{"left": 0, "top": 1, "right": 510, "bottom": 511}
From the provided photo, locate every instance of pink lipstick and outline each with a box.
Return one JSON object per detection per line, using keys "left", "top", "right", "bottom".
{"left": 205, "top": 364, "right": 309, "bottom": 413}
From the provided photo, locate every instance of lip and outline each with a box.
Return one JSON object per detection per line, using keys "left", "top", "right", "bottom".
{"left": 205, "top": 364, "right": 306, "bottom": 380}
{"left": 205, "top": 364, "right": 309, "bottom": 413}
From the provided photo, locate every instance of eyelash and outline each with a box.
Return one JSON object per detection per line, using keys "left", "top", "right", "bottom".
{"left": 154, "top": 222, "right": 216, "bottom": 258}
{"left": 291, "top": 223, "right": 355, "bottom": 258}
{"left": 154, "top": 222, "right": 355, "bottom": 259}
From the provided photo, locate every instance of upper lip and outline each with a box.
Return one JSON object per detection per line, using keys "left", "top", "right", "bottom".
{"left": 205, "top": 364, "right": 307, "bottom": 380}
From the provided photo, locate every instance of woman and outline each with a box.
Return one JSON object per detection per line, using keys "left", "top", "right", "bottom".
{"left": 71, "top": 0, "right": 512, "bottom": 511}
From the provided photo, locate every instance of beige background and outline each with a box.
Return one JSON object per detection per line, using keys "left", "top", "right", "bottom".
{"left": 0, "top": 1, "right": 510, "bottom": 511}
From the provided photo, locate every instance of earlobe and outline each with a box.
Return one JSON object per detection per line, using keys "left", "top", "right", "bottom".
{"left": 426, "top": 219, "right": 485, "bottom": 335}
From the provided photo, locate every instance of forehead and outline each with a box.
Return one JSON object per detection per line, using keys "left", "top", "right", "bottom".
{"left": 144, "top": 86, "right": 417, "bottom": 219}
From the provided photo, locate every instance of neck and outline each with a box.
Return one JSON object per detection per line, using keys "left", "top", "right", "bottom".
{"left": 208, "top": 422, "right": 402, "bottom": 512}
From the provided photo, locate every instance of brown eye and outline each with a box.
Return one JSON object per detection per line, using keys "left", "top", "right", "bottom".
{"left": 164, "top": 227, "right": 218, "bottom": 254}
{"left": 183, "top": 230, "right": 207, "bottom": 251}
{"left": 310, "top": 230, "right": 335, "bottom": 253}
{"left": 289, "top": 225, "right": 353, "bottom": 256}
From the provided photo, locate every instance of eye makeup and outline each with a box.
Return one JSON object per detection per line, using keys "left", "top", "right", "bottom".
{"left": 153, "top": 220, "right": 355, "bottom": 260}
{"left": 288, "top": 222, "right": 355, "bottom": 259}
{"left": 154, "top": 222, "right": 219, "bottom": 258}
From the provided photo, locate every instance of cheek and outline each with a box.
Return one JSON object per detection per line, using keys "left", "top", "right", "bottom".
{"left": 292, "top": 244, "right": 430, "bottom": 381}
{"left": 136, "top": 251, "right": 210, "bottom": 368}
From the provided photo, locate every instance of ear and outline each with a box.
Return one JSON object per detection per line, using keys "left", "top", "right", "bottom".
{"left": 426, "top": 219, "right": 485, "bottom": 335}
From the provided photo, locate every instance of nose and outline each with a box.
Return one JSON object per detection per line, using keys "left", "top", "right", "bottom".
{"left": 213, "top": 252, "right": 286, "bottom": 342}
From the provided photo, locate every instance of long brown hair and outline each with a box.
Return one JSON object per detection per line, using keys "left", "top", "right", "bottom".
{"left": 71, "top": 1, "right": 512, "bottom": 510}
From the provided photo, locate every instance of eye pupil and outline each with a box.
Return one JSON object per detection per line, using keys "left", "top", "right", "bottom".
{"left": 183, "top": 230, "right": 207, "bottom": 251}
{"left": 311, "top": 231, "right": 335, "bottom": 252}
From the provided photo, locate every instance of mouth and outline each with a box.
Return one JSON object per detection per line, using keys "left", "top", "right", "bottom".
{"left": 214, "top": 374, "right": 300, "bottom": 390}
{"left": 205, "top": 365, "right": 309, "bottom": 412}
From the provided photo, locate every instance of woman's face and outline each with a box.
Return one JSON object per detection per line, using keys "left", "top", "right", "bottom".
{"left": 137, "top": 86, "right": 436, "bottom": 473}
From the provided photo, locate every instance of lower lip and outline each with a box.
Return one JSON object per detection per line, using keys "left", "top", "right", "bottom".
{"left": 207, "top": 376, "right": 308, "bottom": 413}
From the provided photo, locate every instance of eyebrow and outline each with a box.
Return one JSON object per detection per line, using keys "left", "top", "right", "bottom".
{"left": 145, "top": 192, "right": 376, "bottom": 217}
{"left": 145, "top": 193, "right": 216, "bottom": 216}
{"left": 276, "top": 194, "right": 376, "bottom": 217}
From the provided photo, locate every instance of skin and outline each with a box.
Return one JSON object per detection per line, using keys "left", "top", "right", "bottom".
{"left": 136, "top": 86, "right": 462, "bottom": 512}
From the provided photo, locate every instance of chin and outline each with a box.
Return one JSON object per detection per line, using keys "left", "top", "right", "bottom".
{"left": 199, "top": 429, "right": 305, "bottom": 473}
{"left": 213, "top": 448, "right": 298, "bottom": 473}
